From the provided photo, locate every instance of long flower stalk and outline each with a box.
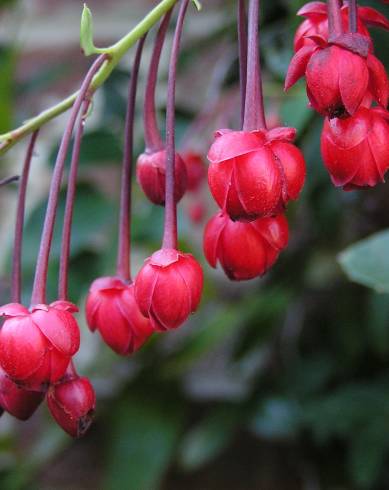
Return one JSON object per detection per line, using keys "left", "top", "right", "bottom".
{"left": 31, "top": 55, "right": 108, "bottom": 306}
{"left": 162, "top": 0, "right": 190, "bottom": 250}
{"left": 116, "top": 36, "right": 147, "bottom": 281}
{"left": 11, "top": 131, "right": 39, "bottom": 303}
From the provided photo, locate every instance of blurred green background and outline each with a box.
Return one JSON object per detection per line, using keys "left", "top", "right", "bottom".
{"left": 1, "top": 0, "right": 389, "bottom": 488}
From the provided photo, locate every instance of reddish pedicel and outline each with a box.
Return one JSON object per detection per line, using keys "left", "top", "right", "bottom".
{"left": 47, "top": 375, "right": 95, "bottom": 438}
{"left": 86, "top": 277, "right": 153, "bottom": 355}
{"left": 0, "top": 367, "right": 44, "bottom": 420}
{"left": 0, "top": 301, "right": 80, "bottom": 391}
{"left": 136, "top": 149, "right": 187, "bottom": 205}
{"left": 135, "top": 248, "right": 203, "bottom": 331}
{"left": 204, "top": 211, "right": 288, "bottom": 280}
{"left": 321, "top": 106, "right": 389, "bottom": 189}
{"left": 207, "top": 128, "right": 305, "bottom": 221}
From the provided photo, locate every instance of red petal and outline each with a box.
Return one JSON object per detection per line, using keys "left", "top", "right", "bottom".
{"left": 285, "top": 45, "right": 317, "bottom": 90}
{"left": 297, "top": 1, "right": 327, "bottom": 17}
{"left": 266, "top": 127, "right": 297, "bottom": 142}
{"left": 270, "top": 141, "right": 306, "bottom": 200}
{"left": 31, "top": 307, "right": 80, "bottom": 356}
{"left": 207, "top": 131, "right": 264, "bottom": 163}
{"left": 0, "top": 303, "right": 29, "bottom": 317}
{"left": 134, "top": 261, "right": 159, "bottom": 320}
{"left": 339, "top": 52, "right": 369, "bottom": 115}
{"left": 175, "top": 254, "right": 203, "bottom": 312}
{"left": 203, "top": 213, "right": 227, "bottom": 268}
{"left": 358, "top": 6, "right": 389, "bottom": 30}
{"left": 50, "top": 300, "right": 79, "bottom": 313}
{"left": 0, "top": 316, "right": 47, "bottom": 380}
{"left": 367, "top": 54, "right": 389, "bottom": 108}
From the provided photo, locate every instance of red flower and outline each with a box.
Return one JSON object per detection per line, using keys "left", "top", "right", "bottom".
{"left": 134, "top": 248, "right": 203, "bottom": 331}
{"left": 47, "top": 375, "right": 95, "bottom": 438}
{"left": 204, "top": 212, "right": 288, "bottom": 281}
{"left": 321, "top": 106, "right": 389, "bottom": 189}
{"left": 0, "top": 301, "right": 80, "bottom": 391}
{"left": 285, "top": 35, "right": 389, "bottom": 118}
{"left": 136, "top": 149, "right": 187, "bottom": 205}
{"left": 207, "top": 128, "right": 305, "bottom": 221}
{"left": 181, "top": 151, "right": 206, "bottom": 192}
{"left": 294, "top": 2, "right": 389, "bottom": 52}
{"left": 86, "top": 277, "right": 153, "bottom": 355}
{"left": 0, "top": 367, "right": 44, "bottom": 420}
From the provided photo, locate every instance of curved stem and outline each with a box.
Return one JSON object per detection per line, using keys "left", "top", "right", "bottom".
{"left": 144, "top": 11, "right": 172, "bottom": 152}
{"left": 31, "top": 55, "right": 107, "bottom": 306}
{"left": 58, "top": 100, "right": 90, "bottom": 301}
{"left": 116, "top": 36, "right": 146, "bottom": 282}
{"left": 238, "top": 0, "right": 247, "bottom": 129}
{"left": 348, "top": 0, "right": 357, "bottom": 33}
{"left": 11, "top": 131, "right": 39, "bottom": 303}
{"left": 243, "top": 0, "right": 266, "bottom": 131}
{"left": 0, "top": 0, "right": 180, "bottom": 156}
{"left": 162, "top": 0, "right": 190, "bottom": 250}
{"left": 327, "top": 0, "right": 343, "bottom": 38}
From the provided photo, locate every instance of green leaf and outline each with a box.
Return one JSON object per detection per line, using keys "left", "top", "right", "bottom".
{"left": 338, "top": 230, "right": 389, "bottom": 293}
{"left": 104, "top": 395, "right": 185, "bottom": 490}
{"left": 80, "top": 5, "right": 98, "bottom": 56}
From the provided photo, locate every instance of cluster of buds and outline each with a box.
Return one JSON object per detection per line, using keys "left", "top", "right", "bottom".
{"left": 286, "top": 0, "right": 389, "bottom": 190}
{"left": 1, "top": 0, "right": 388, "bottom": 438}
{"left": 203, "top": 0, "right": 306, "bottom": 281}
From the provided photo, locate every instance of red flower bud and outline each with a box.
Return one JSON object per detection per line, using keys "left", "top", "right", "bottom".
{"left": 207, "top": 128, "right": 305, "bottom": 221}
{"left": 181, "top": 151, "right": 206, "bottom": 192}
{"left": 285, "top": 38, "right": 389, "bottom": 118}
{"left": 204, "top": 211, "right": 288, "bottom": 280}
{"left": 294, "top": 2, "right": 389, "bottom": 52}
{"left": 136, "top": 149, "right": 187, "bottom": 205}
{"left": 86, "top": 277, "right": 153, "bottom": 355}
{"left": 47, "top": 375, "right": 95, "bottom": 438}
{"left": 321, "top": 106, "right": 389, "bottom": 189}
{"left": 0, "top": 367, "right": 44, "bottom": 420}
{"left": 135, "top": 248, "right": 203, "bottom": 331}
{"left": 0, "top": 301, "right": 80, "bottom": 391}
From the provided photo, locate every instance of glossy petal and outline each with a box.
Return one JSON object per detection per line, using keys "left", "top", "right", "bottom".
{"left": 285, "top": 45, "right": 317, "bottom": 90}
{"left": 207, "top": 131, "right": 264, "bottom": 163}
{"left": 367, "top": 54, "right": 389, "bottom": 108}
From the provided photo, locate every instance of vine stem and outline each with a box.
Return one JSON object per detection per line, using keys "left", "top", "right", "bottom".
{"left": 116, "top": 36, "right": 146, "bottom": 282}
{"left": 0, "top": 0, "right": 180, "bottom": 156}
{"left": 162, "top": 0, "right": 190, "bottom": 250}
{"left": 327, "top": 0, "right": 343, "bottom": 38}
{"left": 243, "top": 0, "right": 266, "bottom": 131}
{"left": 11, "top": 131, "right": 39, "bottom": 303}
{"left": 238, "top": 0, "right": 247, "bottom": 129}
{"left": 31, "top": 55, "right": 108, "bottom": 306}
{"left": 58, "top": 100, "right": 90, "bottom": 301}
{"left": 144, "top": 12, "right": 172, "bottom": 152}
{"left": 348, "top": 0, "right": 357, "bottom": 33}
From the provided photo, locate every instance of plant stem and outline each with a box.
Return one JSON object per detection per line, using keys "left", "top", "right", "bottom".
{"left": 58, "top": 100, "right": 89, "bottom": 301}
{"left": 0, "top": 175, "right": 19, "bottom": 186}
{"left": 327, "top": 0, "right": 343, "bottom": 38}
{"left": 238, "top": 0, "right": 247, "bottom": 129}
{"left": 243, "top": 0, "right": 266, "bottom": 131}
{"left": 348, "top": 0, "right": 357, "bottom": 33}
{"left": 0, "top": 0, "right": 180, "bottom": 156}
{"left": 11, "top": 131, "right": 39, "bottom": 304}
{"left": 144, "top": 11, "right": 173, "bottom": 152}
{"left": 116, "top": 36, "right": 146, "bottom": 282}
{"left": 31, "top": 55, "right": 107, "bottom": 306}
{"left": 162, "top": 0, "right": 189, "bottom": 250}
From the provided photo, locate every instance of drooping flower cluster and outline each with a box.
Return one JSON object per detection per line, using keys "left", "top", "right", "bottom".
{"left": 286, "top": 0, "right": 389, "bottom": 189}
{"left": 203, "top": 0, "right": 306, "bottom": 281}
